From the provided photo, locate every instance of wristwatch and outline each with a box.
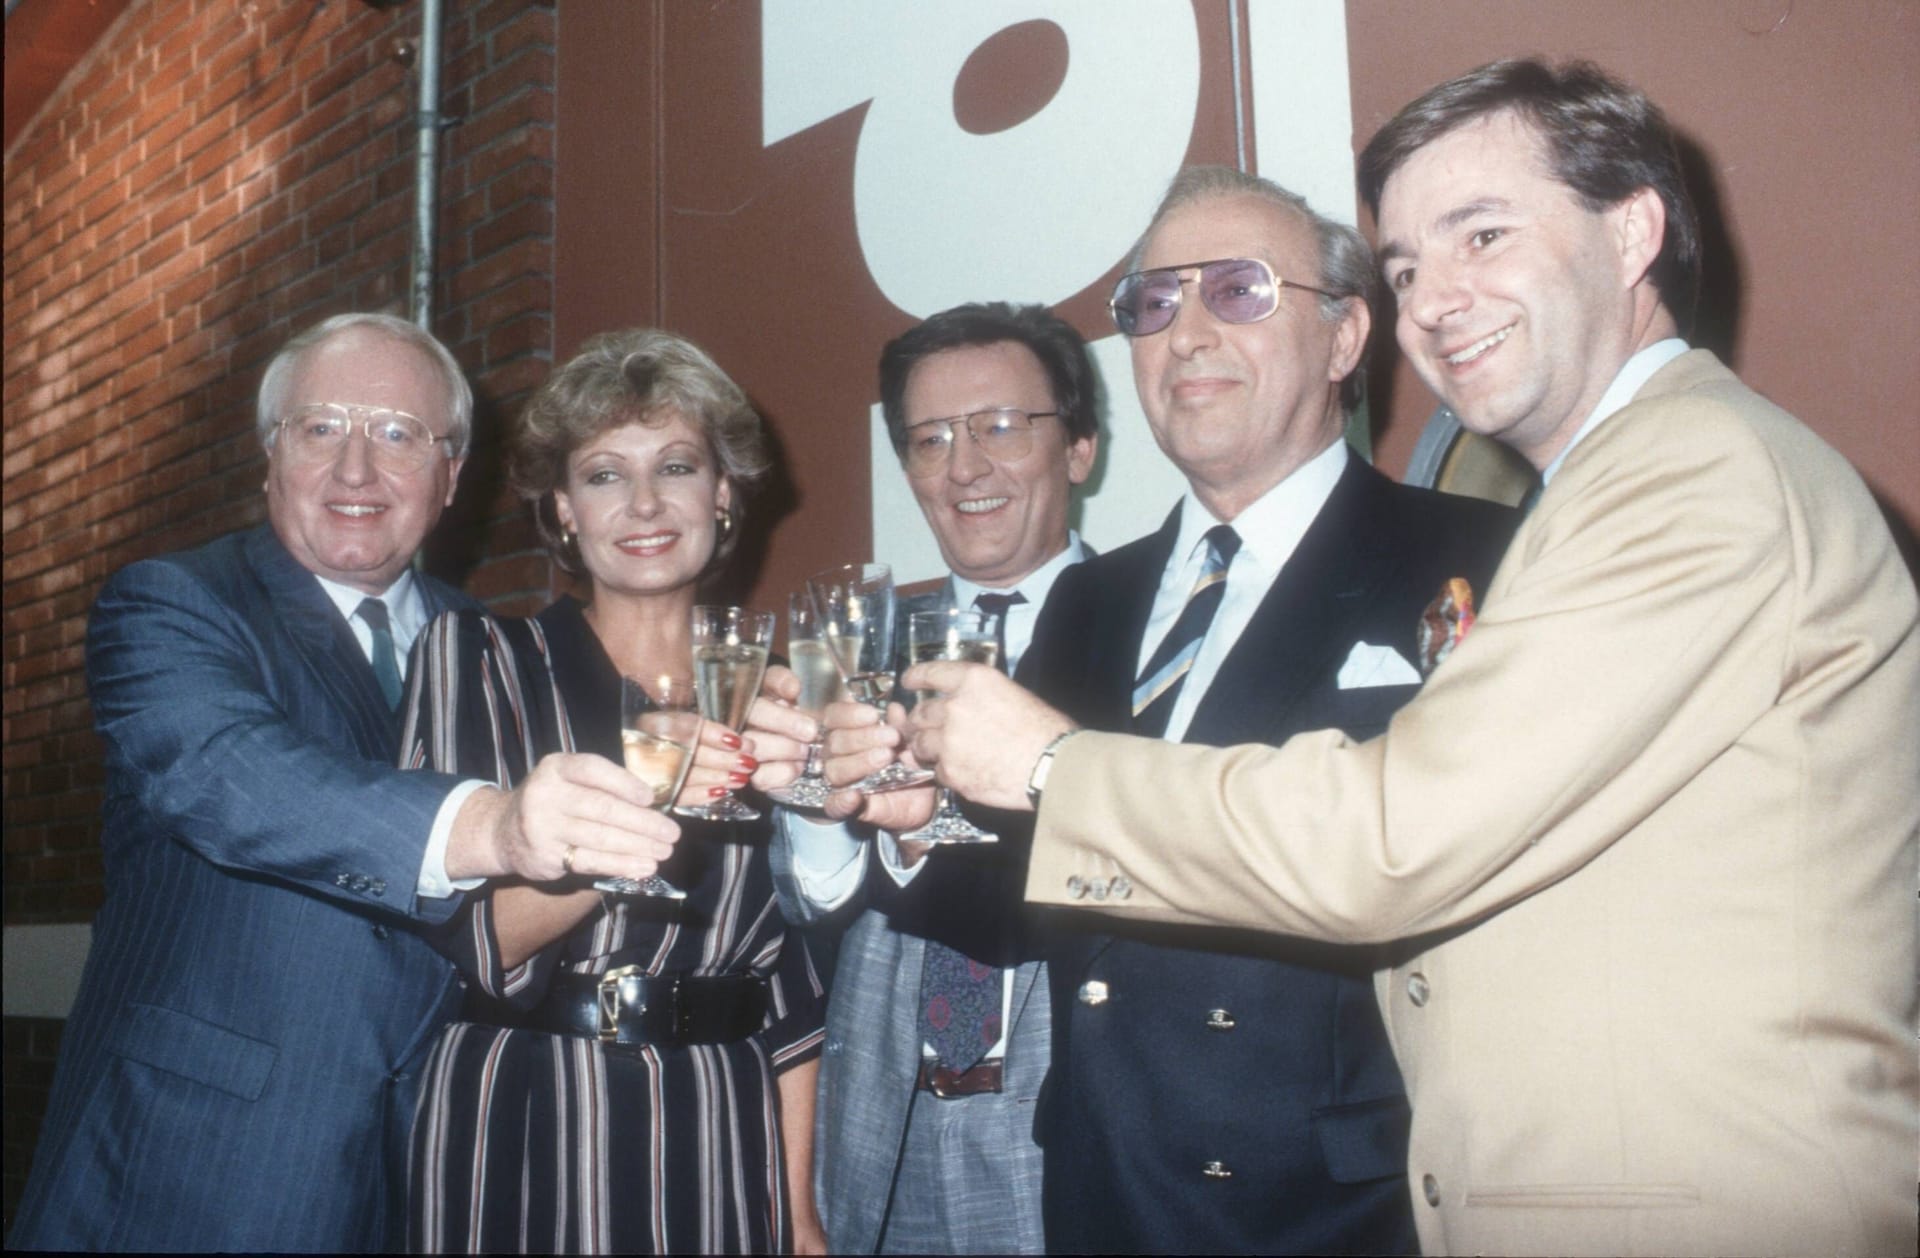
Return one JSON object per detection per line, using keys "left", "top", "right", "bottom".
{"left": 1026, "top": 730, "right": 1080, "bottom": 808}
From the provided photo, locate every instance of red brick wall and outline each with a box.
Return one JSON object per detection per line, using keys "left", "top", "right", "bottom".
{"left": 2, "top": 0, "right": 561, "bottom": 1227}
{"left": 3, "top": 0, "right": 559, "bottom": 927}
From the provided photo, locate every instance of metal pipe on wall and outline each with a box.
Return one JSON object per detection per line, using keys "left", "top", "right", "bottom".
{"left": 408, "top": 0, "right": 444, "bottom": 328}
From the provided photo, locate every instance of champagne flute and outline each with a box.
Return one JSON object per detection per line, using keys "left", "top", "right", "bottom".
{"left": 806, "top": 562, "right": 934, "bottom": 793}
{"left": 595, "top": 675, "right": 702, "bottom": 899}
{"left": 764, "top": 592, "right": 842, "bottom": 809}
{"left": 676, "top": 605, "right": 775, "bottom": 822}
{"left": 902, "top": 609, "right": 1000, "bottom": 844}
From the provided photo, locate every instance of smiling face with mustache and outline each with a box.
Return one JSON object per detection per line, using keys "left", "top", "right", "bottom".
{"left": 1129, "top": 192, "right": 1368, "bottom": 522}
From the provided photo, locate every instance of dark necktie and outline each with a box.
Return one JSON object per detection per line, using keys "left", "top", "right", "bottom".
{"left": 970, "top": 589, "right": 1027, "bottom": 672}
{"left": 916, "top": 588, "right": 1026, "bottom": 1073}
{"left": 356, "top": 596, "right": 403, "bottom": 710}
{"left": 1131, "top": 524, "right": 1240, "bottom": 739}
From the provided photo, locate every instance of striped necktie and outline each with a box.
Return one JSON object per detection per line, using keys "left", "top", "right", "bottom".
{"left": 355, "top": 596, "right": 403, "bottom": 710}
{"left": 1131, "top": 524, "right": 1240, "bottom": 738}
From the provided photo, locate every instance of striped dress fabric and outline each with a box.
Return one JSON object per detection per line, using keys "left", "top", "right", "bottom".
{"left": 399, "top": 598, "right": 825, "bottom": 1254}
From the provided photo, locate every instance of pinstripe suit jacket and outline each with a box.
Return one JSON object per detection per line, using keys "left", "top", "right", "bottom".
{"left": 9, "top": 525, "right": 475, "bottom": 1253}
{"left": 769, "top": 580, "right": 1053, "bottom": 1255}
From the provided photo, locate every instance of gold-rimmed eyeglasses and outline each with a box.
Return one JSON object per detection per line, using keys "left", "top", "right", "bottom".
{"left": 273, "top": 403, "right": 452, "bottom": 473}
{"left": 1109, "top": 257, "right": 1341, "bottom": 337}
{"left": 900, "top": 407, "right": 1060, "bottom": 477}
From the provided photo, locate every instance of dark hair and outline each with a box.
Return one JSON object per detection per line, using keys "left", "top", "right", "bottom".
{"left": 1132, "top": 166, "right": 1375, "bottom": 414}
{"left": 510, "top": 328, "right": 770, "bottom": 573}
{"left": 1358, "top": 57, "right": 1700, "bottom": 331}
{"left": 877, "top": 302, "right": 1101, "bottom": 457}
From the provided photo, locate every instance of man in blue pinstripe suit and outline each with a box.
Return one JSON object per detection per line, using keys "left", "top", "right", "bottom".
{"left": 10, "top": 313, "right": 678, "bottom": 1252}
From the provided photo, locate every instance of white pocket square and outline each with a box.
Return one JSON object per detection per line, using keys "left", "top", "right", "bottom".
{"left": 1337, "top": 641, "right": 1421, "bottom": 689}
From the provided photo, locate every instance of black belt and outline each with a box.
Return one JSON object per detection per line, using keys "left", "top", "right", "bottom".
{"left": 535, "top": 968, "right": 768, "bottom": 1046}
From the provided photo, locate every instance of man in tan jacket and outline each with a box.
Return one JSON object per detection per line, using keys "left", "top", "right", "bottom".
{"left": 903, "top": 58, "right": 1918, "bottom": 1257}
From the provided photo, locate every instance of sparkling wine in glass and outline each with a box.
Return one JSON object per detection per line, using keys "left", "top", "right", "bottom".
{"left": 806, "top": 562, "right": 934, "bottom": 793}
{"left": 677, "top": 605, "right": 774, "bottom": 822}
{"left": 902, "top": 609, "right": 1000, "bottom": 844}
{"left": 765, "top": 592, "right": 843, "bottom": 809}
{"left": 595, "top": 674, "right": 703, "bottom": 899}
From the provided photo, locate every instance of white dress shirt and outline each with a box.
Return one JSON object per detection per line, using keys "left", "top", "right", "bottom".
{"left": 1138, "top": 437, "right": 1348, "bottom": 743}
{"left": 315, "top": 569, "right": 480, "bottom": 900}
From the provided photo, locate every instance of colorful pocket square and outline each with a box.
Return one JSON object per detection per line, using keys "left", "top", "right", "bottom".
{"left": 1417, "top": 577, "right": 1477, "bottom": 677}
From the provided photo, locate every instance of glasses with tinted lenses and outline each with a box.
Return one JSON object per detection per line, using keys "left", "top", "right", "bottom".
{"left": 274, "top": 403, "right": 450, "bottom": 473}
{"left": 1108, "top": 257, "right": 1340, "bottom": 337}
{"left": 901, "top": 407, "right": 1059, "bottom": 477}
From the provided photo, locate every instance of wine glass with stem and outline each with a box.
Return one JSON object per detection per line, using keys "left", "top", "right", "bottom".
{"left": 594, "top": 674, "right": 703, "bottom": 900}
{"left": 764, "top": 591, "right": 842, "bottom": 809}
{"left": 675, "top": 604, "right": 775, "bottom": 822}
{"left": 901, "top": 609, "right": 1001, "bottom": 844}
{"left": 806, "top": 562, "right": 934, "bottom": 793}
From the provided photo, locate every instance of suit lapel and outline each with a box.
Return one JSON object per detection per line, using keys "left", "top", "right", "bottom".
{"left": 1185, "top": 459, "right": 1400, "bottom": 748}
{"left": 244, "top": 526, "right": 402, "bottom": 760}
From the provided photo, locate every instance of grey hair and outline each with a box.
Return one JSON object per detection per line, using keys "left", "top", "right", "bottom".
{"left": 256, "top": 312, "right": 474, "bottom": 457}
{"left": 1130, "top": 166, "right": 1375, "bottom": 412}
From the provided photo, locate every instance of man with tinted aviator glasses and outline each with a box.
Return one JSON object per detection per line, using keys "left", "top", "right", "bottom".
{"left": 859, "top": 166, "right": 1513, "bottom": 1255}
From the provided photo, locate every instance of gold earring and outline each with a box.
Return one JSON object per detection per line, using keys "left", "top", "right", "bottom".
{"left": 716, "top": 508, "right": 734, "bottom": 543}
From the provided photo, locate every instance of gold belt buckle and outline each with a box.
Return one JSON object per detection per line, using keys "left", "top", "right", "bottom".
{"left": 597, "top": 964, "right": 647, "bottom": 1042}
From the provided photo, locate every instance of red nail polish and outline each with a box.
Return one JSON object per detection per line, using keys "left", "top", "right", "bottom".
{"left": 708, "top": 786, "right": 727, "bottom": 798}
{"left": 737, "top": 754, "right": 759, "bottom": 772}
{"left": 720, "top": 731, "right": 743, "bottom": 750}
{"left": 729, "top": 770, "right": 751, "bottom": 784}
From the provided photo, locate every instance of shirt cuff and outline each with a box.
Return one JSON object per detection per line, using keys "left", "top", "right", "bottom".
{"left": 776, "top": 808, "right": 868, "bottom": 911}
{"left": 418, "top": 779, "right": 489, "bottom": 899}
{"left": 875, "top": 829, "right": 930, "bottom": 887}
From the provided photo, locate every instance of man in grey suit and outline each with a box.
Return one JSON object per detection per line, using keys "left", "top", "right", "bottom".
{"left": 10, "top": 313, "right": 678, "bottom": 1252}
{"left": 759, "top": 302, "right": 1099, "bottom": 1254}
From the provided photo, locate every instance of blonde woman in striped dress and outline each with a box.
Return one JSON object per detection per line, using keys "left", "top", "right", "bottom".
{"left": 400, "top": 330, "right": 826, "bottom": 1254}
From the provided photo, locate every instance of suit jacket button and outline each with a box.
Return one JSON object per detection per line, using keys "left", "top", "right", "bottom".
{"left": 370, "top": 878, "right": 387, "bottom": 897}
{"left": 1202, "top": 1161, "right": 1233, "bottom": 1180}
{"left": 1089, "top": 878, "right": 1109, "bottom": 901}
{"left": 1066, "top": 875, "right": 1088, "bottom": 899}
{"left": 335, "top": 873, "right": 352, "bottom": 888}
{"left": 1407, "top": 972, "right": 1431, "bottom": 1007}
{"left": 1108, "top": 875, "right": 1132, "bottom": 900}
{"left": 1205, "top": 1008, "right": 1236, "bottom": 1031}
{"left": 371, "top": 923, "right": 391, "bottom": 941}
{"left": 351, "top": 875, "right": 370, "bottom": 893}
{"left": 1422, "top": 1173, "right": 1441, "bottom": 1206}
{"left": 1078, "top": 980, "right": 1109, "bottom": 1007}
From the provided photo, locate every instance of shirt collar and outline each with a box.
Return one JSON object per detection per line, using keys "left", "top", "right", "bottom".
{"left": 1541, "top": 338, "right": 1690, "bottom": 484}
{"left": 314, "top": 568, "right": 428, "bottom": 650}
{"left": 1171, "top": 437, "right": 1347, "bottom": 572}
{"left": 948, "top": 530, "right": 1086, "bottom": 612}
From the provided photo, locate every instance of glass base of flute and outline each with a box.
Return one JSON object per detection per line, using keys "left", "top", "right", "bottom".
{"left": 595, "top": 676, "right": 700, "bottom": 900}
{"left": 903, "top": 786, "right": 999, "bottom": 845}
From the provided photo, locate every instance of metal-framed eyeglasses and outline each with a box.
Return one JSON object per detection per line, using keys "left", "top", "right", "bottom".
{"left": 273, "top": 403, "right": 452, "bottom": 474}
{"left": 900, "top": 407, "right": 1061, "bottom": 477}
{"left": 1108, "top": 256, "right": 1340, "bottom": 337}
